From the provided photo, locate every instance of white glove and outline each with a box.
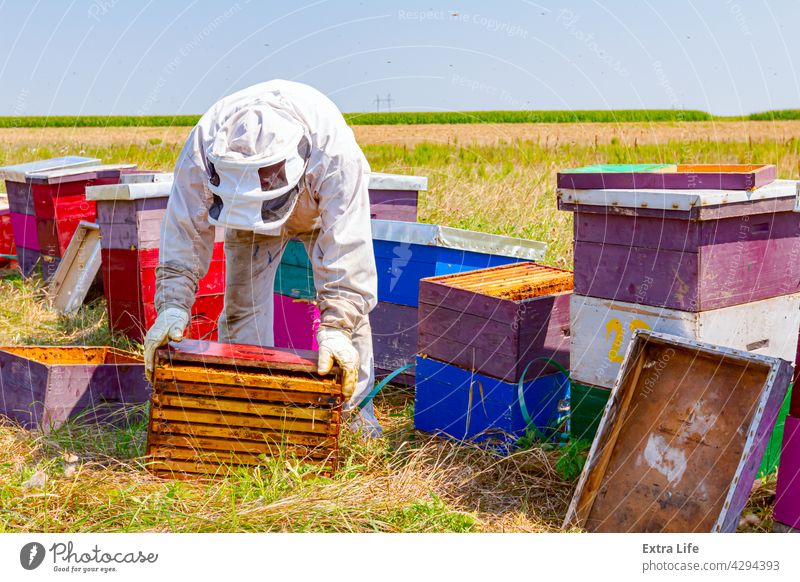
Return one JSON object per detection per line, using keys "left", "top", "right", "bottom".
{"left": 143, "top": 307, "right": 190, "bottom": 383}
{"left": 316, "top": 327, "right": 359, "bottom": 401}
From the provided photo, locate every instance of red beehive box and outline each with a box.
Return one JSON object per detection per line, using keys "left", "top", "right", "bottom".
{"left": 0, "top": 156, "right": 101, "bottom": 277}
{"left": 87, "top": 175, "right": 226, "bottom": 341}
{"left": 0, "top": 204, "right": 16, "bottom": 268}
{"left": 28, "top": 164, "right": 135, "bottom": 260}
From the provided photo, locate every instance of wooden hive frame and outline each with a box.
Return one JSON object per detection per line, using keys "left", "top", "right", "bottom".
{"left": 146, "top": 339, "right": 343, "bottom": 479}
{"left": 564, "top": 329, "right": 792, "bottom": 533}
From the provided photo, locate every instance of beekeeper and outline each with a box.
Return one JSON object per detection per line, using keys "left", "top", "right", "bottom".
{"left": 143, "top": 80, "right": 380, "bottom": 433}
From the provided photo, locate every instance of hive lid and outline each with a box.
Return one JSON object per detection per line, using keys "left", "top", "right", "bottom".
{"left": 371, "top": 219, "right": 547, "bottom": 261}
{"left": 25, "top": 163, "right": 137, "bottom": 184}
{"left": 368, "top": 172, "right": 428, "bottom": 191}
{"left": 86, "top": 178, "right": 174, "bottom": 201}
{"left": 157, "top": 339, "right": 325, "bottom": 374}
{"left": 0, "top": 156, "right": 100, "bottom": 182}
{"left": 564, "top": 329, "right": 792, "bottom": 533}
{"left": 558, "top": 163, "right": 776, "bottom": 190}
{"left": 558, "top": 178, "right": 798, "bottom": 212}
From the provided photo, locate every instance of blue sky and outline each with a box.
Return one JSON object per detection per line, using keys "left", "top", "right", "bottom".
{"left": 0, "top": 0, "right": 797, "bottom": 116}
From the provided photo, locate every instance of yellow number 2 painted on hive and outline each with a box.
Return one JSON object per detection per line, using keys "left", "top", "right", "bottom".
{"left": 605, "top": 318, "right": 651, "bottom": 363}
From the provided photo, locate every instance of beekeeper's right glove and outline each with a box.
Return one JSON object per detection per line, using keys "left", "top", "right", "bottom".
{"left": 144, "top": 307, "right": 190, "bottom": 384}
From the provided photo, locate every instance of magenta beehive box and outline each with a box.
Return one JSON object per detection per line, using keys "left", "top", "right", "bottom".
{"left": 774, "top": 415, "right": 800, "bottom": 530}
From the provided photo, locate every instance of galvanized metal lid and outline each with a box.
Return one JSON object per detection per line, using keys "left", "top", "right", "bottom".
{"left": 25, "top": 163, "right": 137, "bottom": 184}
{"left": 368, "top": 172, "right": 427, "bottom": 191}
{"left": 0, "top": 156, "right": 100, "bottom": 182}
{"left": 557, "top": 179, "right": 798, "bottom": 211}
{"left": 86, "top": 176, "right": 174, "bottom": 201}
{"left": 371, "top": 219, "right": 547, "bottom": 261}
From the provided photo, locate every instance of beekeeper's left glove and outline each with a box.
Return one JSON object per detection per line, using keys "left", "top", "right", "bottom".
{"left": 144, "top": 307, "right": 190, "bottom": 383}
{"left": 316, "top": 327, "right": 359, "bottom": 401}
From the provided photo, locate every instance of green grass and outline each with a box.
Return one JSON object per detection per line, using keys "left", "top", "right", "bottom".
{"left": 7, "top": 108, "right": 800, "bottom": 128}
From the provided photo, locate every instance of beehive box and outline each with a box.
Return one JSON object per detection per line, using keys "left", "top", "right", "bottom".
{"left": 276, "top": 220, "right": 548, "bottom": 307}
{"left": 1, "top": 157, "right": 100, "bottom": 277}
{"left": 559, "top": 179, "right": 800, "bottom": 311}
{"left": 147, "top": 339, "right": 343, "bottom": 478}
{"left": 565, "top": 330, "right": 792, "bottom": 533}
{"left": 569, "top": 381, "right": 610, "bottom": 442}
{"left": 88, "top": 176, "right": 226, "bottom": 341}
{"left": 418, "top": 262, "right": 573, "bottom": 383}
{"left": 414, "top": 356, "right": 568, "bottom": 448}
{"left": 0, "top": 346, "right": 150, "bottom": 430}
{"left": 27, "top": 164, "right": 135, "bottom": 280}
{"left": 367, "top": 172, "right": 427, "bottom": 222}
{"left": 570, "top": 293, "right": 800, "bottom": 389}
{"left": 273, "top": 293, "right": 319, "bottom": 350}
{"left": 372, "top": 301, "right": 418, "bottom": 385}
{"left": 557, "top": 163, "right": 776, "bottom": 190}
{"left": 774, "top": 415, "right": 800, "bottom": 531}
{"left": 0, "top": 205, "right": 16, "bottom": 268}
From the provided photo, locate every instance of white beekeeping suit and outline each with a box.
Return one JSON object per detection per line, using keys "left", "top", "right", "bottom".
{"left": 144, "top": 79, "right": 380, "bottom": 433}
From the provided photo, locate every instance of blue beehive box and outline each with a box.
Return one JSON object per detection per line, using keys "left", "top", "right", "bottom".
{"left": 414, "top": 356, "right": 569, "bottom": 448}
{"left": 275, "top": 220, "right": 548, "bottom": 306}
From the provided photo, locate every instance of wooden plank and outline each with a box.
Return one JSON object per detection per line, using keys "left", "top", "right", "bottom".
{"left": 153, "top": 392, "right": 333, "bottom": 422}
{"left": 49, "top": 222, "right": 102, "bottom": 314}
{"left": 149, "top": 438, "right": 332, "bottom": 461}
{"left": 150, "top": 419, "right": 334, "bottom": 447}
{"left": 157, "top": 339, "right": 326, "bottom": 375}
{"left": 564, "top": 330, "right": 792, "bottom": 533}
{"left": 165, "top": 380, "right": 337, "bottom": 406}
{"left": 155, "top": 364, "right": 338, "bottom": 394}
{"left": 151, "top": 407, "right": 334, "bottom": 435}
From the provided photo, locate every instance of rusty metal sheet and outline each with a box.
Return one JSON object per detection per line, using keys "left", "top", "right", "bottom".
{"left": 564, "top": 329, "right": 792, "bottom": 533}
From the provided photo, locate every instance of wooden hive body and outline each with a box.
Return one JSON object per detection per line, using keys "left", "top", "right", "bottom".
{"left": 0, "top": 346, "right": 149, "bottom": 430}
{"left": 371, "top": 301, "right": 418, "bottom": 385}
{"left": 418, "top": 262, "right": 573, "bottom": 383}
{"left": 560, "top": 179, "right": 800, "bottom": 311}
{"left": 366, "top": 172, "right": 427, "bottom": 222}
{"left": 147, "top": 339, "right": 344, "bottom": 478}
{"left": 565, "top": 330, "right": 792, "bottom": 533}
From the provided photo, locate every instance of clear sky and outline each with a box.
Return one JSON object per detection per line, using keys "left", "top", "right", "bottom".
{"left": 0, "top": 0, "right": 797, "bottom": 116}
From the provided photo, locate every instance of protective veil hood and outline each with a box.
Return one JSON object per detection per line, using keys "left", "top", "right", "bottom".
{"left": 205, "top": 105, "right": 310, "bottom": 234}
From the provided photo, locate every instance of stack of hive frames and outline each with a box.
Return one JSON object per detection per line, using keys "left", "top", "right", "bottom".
{"left": 146, "top": 339, "right": 344, "bottom": 478}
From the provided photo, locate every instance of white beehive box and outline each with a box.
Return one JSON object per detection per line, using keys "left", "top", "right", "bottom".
{"left": 570, "top": 293, "right": 800, "bottom": 389}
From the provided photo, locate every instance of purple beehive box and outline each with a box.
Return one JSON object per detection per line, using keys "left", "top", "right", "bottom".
{"left": 372, "top": 301, "right": 418, "bottom": 385}
{"left": 273, "top": 293, "right": 320, "bottom": 350}
{"left": 774, "top": 415, "right": 800, "bottom": 531}
{"left": 0, "top": 346, "right": 151, "bottom": 430}
{"left": 367, "top": 172, "right": 426, "bottom": 222}
{"left": 558, "top": 179, "right": 800, "bottom": 311}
